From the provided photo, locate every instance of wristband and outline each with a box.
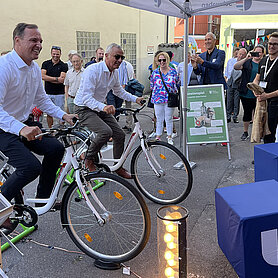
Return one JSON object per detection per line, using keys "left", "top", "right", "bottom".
{"left": 55, "top": 77, "right": 58, "bottom": 82}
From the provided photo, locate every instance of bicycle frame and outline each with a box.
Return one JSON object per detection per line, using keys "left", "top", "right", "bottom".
{"left": 24, "top": 138, "right": 108, "bottom": 224}
{"left": 98, "top": 112, "right": 161, "bottom": 177}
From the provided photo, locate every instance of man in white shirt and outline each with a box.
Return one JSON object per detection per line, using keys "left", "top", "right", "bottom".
{"left": 64, "top": 53, "right": 84, "bottom": 113}
{"left": 74, "top": 43, "right": 143, "bottom": 179}
{"left": 0, "top": 23, "right": 75, "bottom": 212}
{"left": 224, "top": 47, "right": 239, "bottom": 82}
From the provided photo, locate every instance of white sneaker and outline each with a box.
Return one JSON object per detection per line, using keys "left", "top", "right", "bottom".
{"left": 167, "top": 137, "right": 174, "bottom": 145}
{"left": 148, "top": 131, "right": 156, "bottom": 138}
{"left": 172, "top": 132, "right": 178, "bottom": 139}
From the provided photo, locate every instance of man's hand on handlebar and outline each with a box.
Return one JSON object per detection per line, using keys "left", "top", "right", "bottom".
{"left": 20, "top": 126, "right": 42, "bottom": 141}
{"left": 103, "top": 105, "right": 116, "bottom": 115}
{"left": 62, "top": 114, "right": 78, "bottom": 126}
{"left": 136, "top": 97, "right": 145, "bottom": 105}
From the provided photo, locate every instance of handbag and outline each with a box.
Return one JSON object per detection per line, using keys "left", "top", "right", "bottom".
{"left": 159, "top": 69, "right": 179, "bottom": 108}
{"left": 147, "top": 91, "right": 154, "bottom": 108}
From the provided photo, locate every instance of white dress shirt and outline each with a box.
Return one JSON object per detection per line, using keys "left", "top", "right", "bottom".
{"left": 74, "top": 61, "right": 137, "bottom": 112}
{"left": 224, "top": 57, "right": 237, "bottom": 80}
{"left": 118, "top": 61, "right": 135, "bottom": 86}
{"left": 177, "top": 61, "right": 193, "bottom": 85}
{"left": 64, "top": 67, "right": 84, "bottom": 97}
{"left": 0, "top": 50, "right": 65, "bottom": 135}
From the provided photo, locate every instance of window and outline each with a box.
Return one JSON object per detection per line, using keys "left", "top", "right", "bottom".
{"left": 76, "top": 31, "right": 100, "bottom": 64}
{"left": 120, "top": 33, "right": 136, "bottom": 74}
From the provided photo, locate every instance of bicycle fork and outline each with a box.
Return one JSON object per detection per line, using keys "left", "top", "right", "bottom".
{"left": 140, "top": 139, "right": 164, "bottom": 177}
{"left": 75, "top": 170, "right": 111, "bottom": 226}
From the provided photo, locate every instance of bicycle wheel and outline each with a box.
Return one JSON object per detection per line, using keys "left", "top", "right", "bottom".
{"left": 131, "top": 141, "right": 193, "bottom": 204}
{"left": 61, "top": 172, "right": 150, "bottom": 262}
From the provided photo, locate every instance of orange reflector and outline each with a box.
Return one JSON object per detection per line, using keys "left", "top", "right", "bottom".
{"left": 84, "top": 233, "right": 92, "bottom": 242}
{"left": 158, "top": 190, "right": 165, "bottom": 194}
{"left": 0, "top": 181, "right": 3, "bottom": 186}
{"left": 159, "top": 154, "right": 166, "bottom": 160}
{"left": 114, "top": 191, "right": 123, "bottom": 200}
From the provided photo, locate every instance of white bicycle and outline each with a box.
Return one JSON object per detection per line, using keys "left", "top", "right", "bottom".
{"left": 80, "top": 103, "right": 193, "bottom": 204}
{"left": 0, "top": 121, "right": 150, "bottom": 263}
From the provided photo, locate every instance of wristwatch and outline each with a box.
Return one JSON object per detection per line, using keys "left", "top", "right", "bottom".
{"left": 55, "top": 77, "right": 58, "bottom": 81}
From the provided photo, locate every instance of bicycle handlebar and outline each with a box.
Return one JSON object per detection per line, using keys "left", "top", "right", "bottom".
{"left": 34, "top": 117, "right": 79, "bottom": 139}
{"left": 116, "top": 100, "right": 146, "bottom": 115}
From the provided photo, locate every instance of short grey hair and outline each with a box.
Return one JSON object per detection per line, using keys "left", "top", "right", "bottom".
{"left": 72, "top": 53, "right": 82, "bottom": 60}
{"left": 206, "top": 32, "right": 216, "bottom": 40}
{"left": 106, "top": 43, "right": 122, "bottom": 54}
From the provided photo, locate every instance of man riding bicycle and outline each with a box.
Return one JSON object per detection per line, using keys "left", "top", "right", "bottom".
{"left": 0, "top": 23, "right": 76, "bottom": 231}
{"left": 74, "top": 43, "right": 143, "bottom": 179}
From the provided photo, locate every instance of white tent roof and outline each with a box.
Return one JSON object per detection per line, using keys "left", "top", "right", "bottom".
{"left": 105, "top": 0, "right": 278, "bottom": 17}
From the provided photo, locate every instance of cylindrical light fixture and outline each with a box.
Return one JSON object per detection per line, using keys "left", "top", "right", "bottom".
{"left": 157, "top": 205, "right": 189, "bottom": 278}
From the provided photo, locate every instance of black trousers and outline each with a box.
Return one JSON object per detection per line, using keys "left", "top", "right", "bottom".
{"left": 0, "top": 120, "right": 64, "bottom": 201}
{"left": 264, "top": 100, "right": 278, "bottom": 144}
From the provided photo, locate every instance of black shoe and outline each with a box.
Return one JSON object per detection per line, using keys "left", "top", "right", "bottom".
{"left": 233, "top": 118, "right": 239, "bottom": 123}
{"left": 241, "top": 132, "right": 249, "bottom": 141}
{"left": 52, "top": 201, "right": 62, "bottom": 211}
{"left": 0, "top": 218, "right": 18, "bottom": 235}
{"left": 227, "top": 118, "right": 231, "bottom": 123}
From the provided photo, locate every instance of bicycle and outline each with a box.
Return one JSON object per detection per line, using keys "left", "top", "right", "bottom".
{"left": 80, "top": 103, "right": 193, "bottom": 204}
{"left": 0, "top": 121, "right": 151, "bottom": 263}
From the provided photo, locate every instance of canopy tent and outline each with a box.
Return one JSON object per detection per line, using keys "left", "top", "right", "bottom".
{"left": 105, "top": 0, "right": 278, "bottom": 158}
{"left": 105, "top": 0, "right": 278, "bottom": 16}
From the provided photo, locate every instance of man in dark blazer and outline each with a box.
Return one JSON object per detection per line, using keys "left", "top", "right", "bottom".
{"left": 192, "top": 32, "right": 227, "bottom": 90}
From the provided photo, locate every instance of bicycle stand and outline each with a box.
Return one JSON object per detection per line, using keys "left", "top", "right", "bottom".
{"left": 94, "top": 259, "right": 121, "bottom": 270}
{"left": 1, "top": 224, "right": 37, "bottom": 253}
{"left": 0, "top": 229, "right": 24, "bottom": 278}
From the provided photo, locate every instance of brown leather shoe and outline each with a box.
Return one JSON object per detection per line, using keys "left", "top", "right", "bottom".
{"left": 85, "top": 158, "right": 96, "bottom": 172}
{"left": 115, "top": 167, "right": 132, "bottom": 179}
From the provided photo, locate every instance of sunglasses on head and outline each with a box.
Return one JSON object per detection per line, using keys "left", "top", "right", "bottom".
{"left": 52, "top": 46, "right": 61, "bottom": 50}
{"left": 114, "top": 54, "right": 125, "bottom": 60}
{"left": 158, "top": 58, "right": 166, "bottom": 62}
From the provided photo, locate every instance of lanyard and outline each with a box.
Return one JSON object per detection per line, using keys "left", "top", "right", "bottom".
{"left": 264, "top": 56, "right": 278, "bottom": 81}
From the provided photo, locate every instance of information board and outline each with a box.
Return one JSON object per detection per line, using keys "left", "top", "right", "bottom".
{"left": 186, "top": 84, "right": 229, "bottom": 144}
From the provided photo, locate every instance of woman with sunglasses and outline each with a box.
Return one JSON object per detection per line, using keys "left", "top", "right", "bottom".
{"left": 150, "top": 52, "right": 179, "bottom": 145}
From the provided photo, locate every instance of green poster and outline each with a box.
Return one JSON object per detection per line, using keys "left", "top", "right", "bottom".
{"left": 186, "top": 84, "right": 229, "bottom": 144}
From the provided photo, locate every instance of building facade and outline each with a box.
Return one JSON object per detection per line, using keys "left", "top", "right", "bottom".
{"left": 1, "top": 0, "right": 175, "bottom": 88}
{"left": 220, "top": 15, "right": 278, "bottom": 64}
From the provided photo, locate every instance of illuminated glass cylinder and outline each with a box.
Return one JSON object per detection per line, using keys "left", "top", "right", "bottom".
{"left": 157, "top": 205, "right": 188, "bottom": 278}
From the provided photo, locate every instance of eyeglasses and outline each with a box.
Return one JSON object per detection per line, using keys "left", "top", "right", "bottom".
{"left": 114, "top": 54, "right": 125, "bottom": 60}
{"left": 158, "top": 59, "right": 166, "bottom": 62}
{"left": 268, "top": 42, "right": 278, "bottom": 47}
{"left": 52, "top": 46, "right": 61, "bottom": 50}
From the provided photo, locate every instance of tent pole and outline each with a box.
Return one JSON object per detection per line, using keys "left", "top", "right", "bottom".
{"left": 182, "top": 14, "right": 189, "bottom": 157}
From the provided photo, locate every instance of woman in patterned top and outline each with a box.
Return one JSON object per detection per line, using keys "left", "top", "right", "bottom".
{"left": 150, "top": 52, "right": 179, "bottom": 145}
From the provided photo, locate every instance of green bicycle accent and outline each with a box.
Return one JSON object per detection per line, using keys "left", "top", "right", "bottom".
{"left": 1, "top": 224, "right": 37, "bottom": 252}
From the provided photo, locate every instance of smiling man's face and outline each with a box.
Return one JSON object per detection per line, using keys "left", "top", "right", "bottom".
{"left": 14, "top": 27, "right": 42, "bottom": 66}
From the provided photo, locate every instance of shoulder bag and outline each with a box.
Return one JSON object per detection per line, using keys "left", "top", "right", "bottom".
{"left": 159, "top": 69, "right": 179, "bottom": 108}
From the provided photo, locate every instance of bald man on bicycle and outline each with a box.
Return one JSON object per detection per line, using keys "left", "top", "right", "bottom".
{"left": 74, "top": 43, "right": 143, "bottom": 179}
{"left": 0, "top": 23, "right": 76, "bottom": 231}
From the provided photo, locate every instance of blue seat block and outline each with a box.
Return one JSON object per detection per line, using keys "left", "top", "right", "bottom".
{"left": 215, "top": 180, "right": 278, "bottom": 278}
{"left": 254, "top": 143, "right": 278, "bottom": 182}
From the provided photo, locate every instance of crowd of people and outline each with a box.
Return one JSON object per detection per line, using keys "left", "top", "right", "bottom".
{"left": 0, "top": 22, "right": 278, "bottom": 232}
{"left": 148, "top": 31, "right": 278, "bottom": 149}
